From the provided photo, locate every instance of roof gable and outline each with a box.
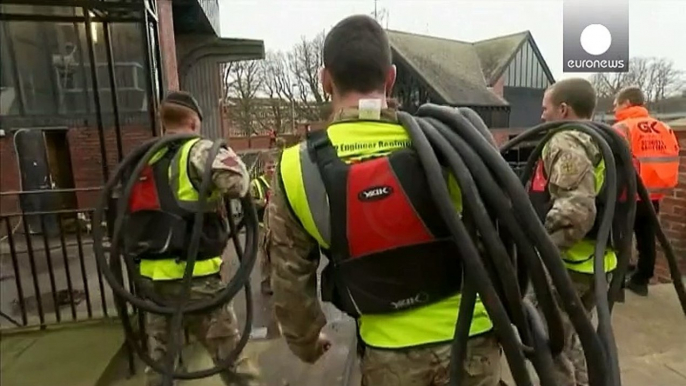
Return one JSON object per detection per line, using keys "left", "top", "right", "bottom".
{"left": 387, "top": 30, "right": 508, "bottom": 107}
{"left": 473, "top": 31, "right": 529, "bottom": 84}
{"left": 386, "top": 29, "right": 557, "bottom": 105}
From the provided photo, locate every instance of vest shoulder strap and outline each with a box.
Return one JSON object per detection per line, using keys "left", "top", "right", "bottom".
{"left": 280, "top": 142, "right": 331, "bottom": 248}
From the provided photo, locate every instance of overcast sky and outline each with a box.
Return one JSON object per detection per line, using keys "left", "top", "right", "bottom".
{"left": 218, "top": 0, "right": 685, "bottom": 81}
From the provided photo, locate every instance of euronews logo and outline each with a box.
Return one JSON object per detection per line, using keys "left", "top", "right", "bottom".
{"left": 563, "top": 0, "right": 629, "bottom": 73}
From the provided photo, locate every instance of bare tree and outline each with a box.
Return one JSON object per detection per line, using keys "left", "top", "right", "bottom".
{"left": 590, "top": 57, "right": 685, "bottom": 103}
{"left": 223, "top": 60, "right": 264, "bottom": 136}
{"left": 288, "top": 33, "right": 331, "bottom": 121}
{"left": 259, "top": 51, "right": 296, "bottom": 133}
{"left": 651, "top": 57, "right": 686, "bottom": 101}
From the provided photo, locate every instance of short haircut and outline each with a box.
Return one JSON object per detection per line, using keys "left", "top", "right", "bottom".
{"left": 323, "top": 15, "right": 392, "bottom": 94}
{"left": 547, "top": 78, "right": 597, "bottom": 119}
{"left": 615, "top": 86, "right": 645, "bottom": 106}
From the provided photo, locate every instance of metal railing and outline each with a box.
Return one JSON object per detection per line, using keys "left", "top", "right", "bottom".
{"left": 0, "top": 204, "right": 117, "bottom": 328}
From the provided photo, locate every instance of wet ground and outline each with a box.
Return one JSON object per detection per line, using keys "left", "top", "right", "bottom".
{"left": 1, "top": 231, "right": 685, "bottom": 385}
{"left": 0, "top": 233, "right": 122, "bottom": 329}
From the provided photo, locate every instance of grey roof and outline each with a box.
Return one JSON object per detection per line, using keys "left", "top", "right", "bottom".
{"left": 387, "top": 30, "right": 508, "bottom": 106}
{"left": 667, "top": 117, "right": 686, "bottom": 130}
{"left": 387, "top": 30, "right": 536, "bottom": 107}
{"left": 473, "top": 31, "right": 530, "bottom": 84}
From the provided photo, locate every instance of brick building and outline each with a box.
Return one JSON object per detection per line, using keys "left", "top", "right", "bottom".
{"left": 658, "top": 119, "right": 686, "bottom": 281}
{"left": 0, "top": 1, "right": 263, "bottom": 231}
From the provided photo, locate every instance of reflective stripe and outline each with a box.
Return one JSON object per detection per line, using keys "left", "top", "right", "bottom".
{"left": 298, "top": 144, "right": 332, "bottom": 247}
{"left": 252, "top": 179, "right": 264, "bottom": 200}
{"left": 637, "top": 156, "right": 680, "bottom": 163}
{"left": 562, "top": 239, "right": 617, "bottom": 274}
{"left": 280, "top": 145, "right": 329, "bottom": 248}
{"left": 258, "top": 175, "right": 271, "bottom": 189}
{"left": 169, "top": 138, "right": 221, "bottom": 212}
{"left": 139, "top": 257, "right": 223, "bottom": 281}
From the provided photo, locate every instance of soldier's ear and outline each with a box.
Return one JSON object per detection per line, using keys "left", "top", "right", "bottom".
{"left": 559, "top": 103, "right": 571, "bottom": 119}
{"left": 320, "top": 68, "right": 333, "bottom": 96}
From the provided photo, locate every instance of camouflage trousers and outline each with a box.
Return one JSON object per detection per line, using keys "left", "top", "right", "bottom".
{"left": 360, "top": 333, "right": 502, "bottom": 386}
{"left": 259, "top": 226, "right": 271, "bottom": 287}
{"left": 140, "top": 275, "right": 247, "bottom": 386}
{"left": 529, "top": 271, "right": 596, "bottom": 386}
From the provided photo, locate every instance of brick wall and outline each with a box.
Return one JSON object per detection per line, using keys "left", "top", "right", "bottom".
{"left": 0, "top": 125, "right": 153, "bottom": 219}
{"left": 67, "top": 125, "right": 153, "bottom": 209}
{"left": 654, "top": 129, "right": 686, "bottom": 282}
{"left": 228, "top": 133, "right": 302, "bottom": 152}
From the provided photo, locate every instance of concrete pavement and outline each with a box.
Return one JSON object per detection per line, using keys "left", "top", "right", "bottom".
{"left": 1, "top": 279, "right": 684, "bottom": 386}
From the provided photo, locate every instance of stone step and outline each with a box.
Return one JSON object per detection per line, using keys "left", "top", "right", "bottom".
{"left": 0, "top": 320, "right": 125, "bottom": 386}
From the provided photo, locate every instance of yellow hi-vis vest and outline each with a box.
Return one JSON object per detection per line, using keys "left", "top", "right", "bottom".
{"left": 251, "top": 175, "right": 270, "bottom": 200}
{"left": 279, "top": 120, "right": 493, "bottom": 349}
{"left": 139, "top": 138, "right": 224, "bottom": 281}
{"left": 536, "top": 140, "right": 618, "bottom": 274}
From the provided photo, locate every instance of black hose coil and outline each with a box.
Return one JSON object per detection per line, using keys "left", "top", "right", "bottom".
{"left": 92, "top": 134, "right": 259, "bottom": 385}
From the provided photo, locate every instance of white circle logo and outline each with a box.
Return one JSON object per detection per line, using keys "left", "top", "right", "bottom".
{"left": 580, "top": 24, "right": 612, "bottom": 56}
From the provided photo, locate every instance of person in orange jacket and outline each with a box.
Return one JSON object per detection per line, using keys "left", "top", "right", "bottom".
{"left": 612, "top": 86, "right": 681, "bottom": 296}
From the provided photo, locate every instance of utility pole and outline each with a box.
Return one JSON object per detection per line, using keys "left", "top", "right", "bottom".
{"left": 374, "top": 0, "right": 378, "bottom": 20}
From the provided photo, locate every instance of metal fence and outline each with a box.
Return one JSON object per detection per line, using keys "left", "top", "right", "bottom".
{"left": 0, "top": 0, "right": 163, "bottom": 342}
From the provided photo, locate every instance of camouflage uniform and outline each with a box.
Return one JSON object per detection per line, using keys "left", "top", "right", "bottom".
{"left": 267, "top": 108, "right": 501, "bottom": 386}
{"left": 250, "top": 177, "right": 271, "bottom": 292}
{"left": 143, "top": 139, "right": 255, "bottom": 386}
{"left": 529, "top": 129, "right": 601, "bottom": 386}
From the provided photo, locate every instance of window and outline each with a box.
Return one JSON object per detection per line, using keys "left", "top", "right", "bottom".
{"left": 0, "top": 6, "right": 150, "bottom": 117}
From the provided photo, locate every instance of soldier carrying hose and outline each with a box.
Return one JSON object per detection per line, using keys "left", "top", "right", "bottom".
{"left": 532, "top": 78, "right": 619, "bottom": 386}
{"left": 122, "top": 91, "right": 258, "bottom": 385}
{"left": 250, "top": 158, "right": 276, "bottom": 295}
{"left": 266, "top": 15, "right": 501, "bottom": 386}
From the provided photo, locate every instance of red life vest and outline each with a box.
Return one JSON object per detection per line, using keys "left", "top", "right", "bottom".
{"left": 125, "top": 142, "right": 228, "bottom": 261}
{"left": 302, "top": 130, "right": 463, "bottom": 317}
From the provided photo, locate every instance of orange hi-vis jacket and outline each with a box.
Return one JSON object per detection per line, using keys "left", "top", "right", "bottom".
{"left": 613, "top": 106, "right": 680, "bottom": 201}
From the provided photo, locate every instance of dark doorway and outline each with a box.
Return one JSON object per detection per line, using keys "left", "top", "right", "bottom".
{"left": 13, "top": 128, "right": 76, "bottom": 236}
{"left": 44, "top": 129, "right": 78, "bottom": 213}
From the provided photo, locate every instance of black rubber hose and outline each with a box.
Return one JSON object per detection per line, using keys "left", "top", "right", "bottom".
{"left": 449, "top": 277, "right": 476, "bottom": 384}
{"left": 635, "top": 172, "right": 686, "bottom": 315}
{"left": 427, "top": 116, "right": 565, "bottom": 355}
{"left": 500, "top": 118, "right": 686, "bottom": 384}
{"left": 522, "top": 299, "right": 557, "bottom": 386}
{"left": 399, "top": 112, "right": 534, "bottom": 386}
{"left": 422, "top": 116, "right": 532, "bottom": 347}
{"left": 520, "top": 123, "right": 622, "bottom": 386}
{"left": 92, "top": 135, "right": 259, "bottom": 382}
{"left": 504, "top": 120, "right": 638, "bottom": 315}
{"left": 416, "top": 105, "right": 608, "bottom": 383}
{"left": 393, "top": 104, "right": 613, "bottom": 386}
{"left": 502, "top": 121, "right": 624, "bottom": 385}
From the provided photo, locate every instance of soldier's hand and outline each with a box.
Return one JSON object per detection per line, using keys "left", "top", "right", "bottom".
{"left": 300, "top": 333, "right": 332, "bottom": 364}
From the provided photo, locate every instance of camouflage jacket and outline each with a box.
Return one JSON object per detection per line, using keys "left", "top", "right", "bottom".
{"left": 266, "top": 107, "right": 398, "bottom": 362}
{"left": 541, "top": 128, "right": 601, "bottom": 251}
{"left": 188, "top": 139, "right": 250, "bottom": 199}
